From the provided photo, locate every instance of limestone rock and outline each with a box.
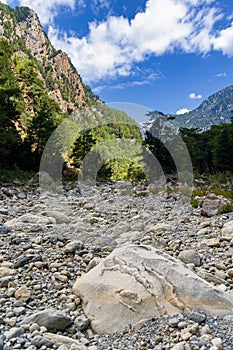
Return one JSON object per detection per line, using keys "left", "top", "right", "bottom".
{"left": 0, "top": 267, "right": 16, "bottom": 278}
{"left": 43, "top": 333, "right": 87, "bottom": 349}
{"left": 115, "top": 231, "right": 142, "bottom": 245}
{"left": 64, "top": 241, "right": 84, "bottom": 254}
{"left": 0, "top": 336, "right": 4, "bottom": 350}
{"left": 221, "top": 220, "right": 233, "bottom": 240}
{"left": 5, "top": 214, "right": 56, "bottom": 227}
{"left": 5, "top": 327, "right": 24, "bottom": 341}
{"left": 31, "top": 335, "right": 54, "bottom": 348}
{"left": 197, "top": 270, "right": 225, "bottom": 285}
{"left": 14, "top": 286, "right": 31, "bottom": 302}
{"left": 202, "top": 238, "right": 220, "bottom": 247}
{"left": 39, "top": 211, "right": 69, "bottom": 224}
{"left": 147, "top": 222, "right": 173, "bottom": 233}
{"left": 73, "top": 244, "right": 233, "bottom": 334}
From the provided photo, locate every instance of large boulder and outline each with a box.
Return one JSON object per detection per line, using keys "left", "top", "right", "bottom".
{"left": 73, "top": 244, "right": 233, "bottom": 334}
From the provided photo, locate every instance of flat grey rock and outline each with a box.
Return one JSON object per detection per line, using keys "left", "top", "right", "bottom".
{"left": 20, "top": 309, "right": 72, "bottom": 331}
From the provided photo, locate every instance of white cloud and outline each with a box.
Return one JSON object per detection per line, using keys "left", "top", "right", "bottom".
{"left": 216, "top": 72, "right": 227, "bottom": 78}
{"left": 93, "top": 71, "right": 163, "bottom": 94}
{"left": 180, "top": 6, "right": 222, "bottom": 53}
{"left": 92, "top": 85, "right": 107, "bottom": 95}
{"left": 213, "top": 22, "right": 233, "bottom": 56}
{"left": 176, "top": 108, "right": 190, "bottom": 115}
{"left": 91, "top": 0, "right": 111, "bottom": 16}
{"left": 93, "top": 0, "right": 110, "bottom": 9}
{"left": 77, "top": 0, "right": 86, "bottom": 9}
{"left": 48, "top": 0, "right": 222, "bottom": 82}
{"left": 6, "top": 0, "right": 232, "bottom": 82}
{"left": 189, "top": 92, "right": 202, "bottom": 99}
{"left": 15, "top": 0, "right": 76, "bottom": 25}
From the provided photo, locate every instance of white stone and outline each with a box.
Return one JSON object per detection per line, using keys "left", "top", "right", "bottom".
{"left": 73, "top": 244, "right": 233, "bottom": 334}
{"left": 221, "top": 220, "right": 233, "bottom": 239}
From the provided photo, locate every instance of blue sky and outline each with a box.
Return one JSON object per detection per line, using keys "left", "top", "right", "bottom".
{"left": 3, "top": 0, "right": 233, "bottom": 120}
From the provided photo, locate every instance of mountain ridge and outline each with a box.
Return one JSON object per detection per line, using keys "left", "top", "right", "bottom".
{"left": 175, "top": 85, "right": 233, "bottom": 130}
{"left": 140, "top": 85, "right": 233, "bottom": 135}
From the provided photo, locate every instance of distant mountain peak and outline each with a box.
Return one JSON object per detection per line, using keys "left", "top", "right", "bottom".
{"left": 175, "top": 85, "right": 233, "bottom": 130}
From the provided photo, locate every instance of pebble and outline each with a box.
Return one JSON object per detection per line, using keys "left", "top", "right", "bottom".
{"left": 211, "top": 337, "right": 222, "bottom": 349}
{"left": 14, "top": 286, "right": 31, "bottom": 302}
{"left": 74, "top": 315, "right": 90, "bottom": 332}
{"left": 171, "top": 343, "right": 185, "bottom": 350}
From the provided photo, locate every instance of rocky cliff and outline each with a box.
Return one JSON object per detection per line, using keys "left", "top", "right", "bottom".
{"left": 0, "top": 3, "right": 96, "bottom": 115}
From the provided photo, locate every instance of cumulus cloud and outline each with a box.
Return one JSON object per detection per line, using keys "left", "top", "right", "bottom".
{"left": 176, "top": 108, "right": 190, "bottom": 115}
{"left": 189, "top": 92, "right": 202, "bottom": 99}
{"left": 48, "top": 0, "right": 222, "bottom": 82}
{"left": 15, "top": 0, "right": 76, "bottom": 25}
{"left": 213, "top": 22, "right": 233, "bottom": 56}
{"left": 5, "top": 0, "right": 232, "bottom": 82}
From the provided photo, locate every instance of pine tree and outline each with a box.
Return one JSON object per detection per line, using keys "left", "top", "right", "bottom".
{"left": 212, "top": 125, "right": 233, "bottom": 172}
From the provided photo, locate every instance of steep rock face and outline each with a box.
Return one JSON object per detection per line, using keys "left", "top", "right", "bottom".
{"left": 0, "top": 3, "right": 89, "bottom": 115}
{"left": 16, "top": 9, "right": 86, "bottom": 113}
{"left": 15, "top": 9, "right": 52, "bottom": 61}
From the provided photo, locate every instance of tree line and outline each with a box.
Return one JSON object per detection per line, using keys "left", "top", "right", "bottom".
{"left": 0, "top": 39, "right": 63, "bottom": 171}
{"left": 0, "top": 39, "right": 145, "bottom": 181}
{"left": 144, "top": 115, "right": 233, "bottom": 176}
{"left": 1, "top": 37, "right": 233, "bottom": 181}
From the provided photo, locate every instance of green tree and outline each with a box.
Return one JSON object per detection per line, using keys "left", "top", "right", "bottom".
{"left": 144, "top": 131, "right": 176, "bottom": 174}
{"left": 15, "top": 57, "right": 64, "bottom": 169}
{"left": 71, "top": 130, "right": 96, "bottom": 169}
{"left": 179, "top": 127, "right": 206, "bottom": 173}
{"left": 0, "top": 40, "right": 22, "bottom": 167}
{"left": 212, "top": 124, "right": 233, "bottom": 172}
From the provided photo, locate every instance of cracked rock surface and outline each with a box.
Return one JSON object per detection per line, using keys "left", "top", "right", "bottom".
{"left": 73, "top": 244, "right": 233, "bottom": 334}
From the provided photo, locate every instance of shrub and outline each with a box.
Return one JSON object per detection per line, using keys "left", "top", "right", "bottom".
{"left": 190, "top": 197, "right": 199, "bottom": 208}
{"left": 0, "top": 170, "right": 35, "bottom": 183}
{"left": 15, "top": 6, "right": 30, "bottom": 22}
{"left": 219, "top": 203, "right": 233, "bottom": 214}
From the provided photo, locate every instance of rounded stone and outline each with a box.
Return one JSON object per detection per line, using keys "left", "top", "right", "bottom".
{"left": 178, "top": 249, "right": 201, "bottom": 267}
